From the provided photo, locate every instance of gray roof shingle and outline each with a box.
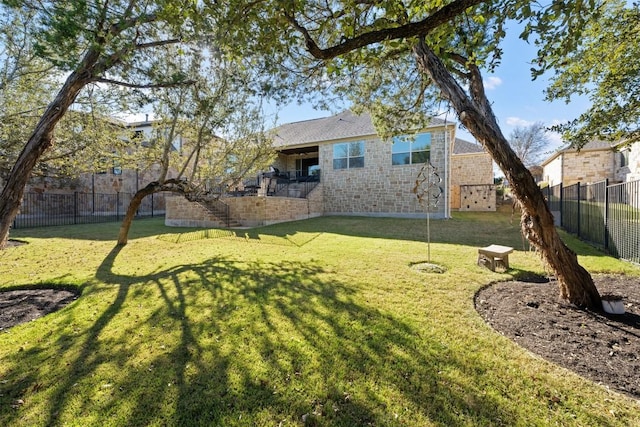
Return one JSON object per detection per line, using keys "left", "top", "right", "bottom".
{"left": 274, "top": 110, "right": 448, "bottom": 147}
{"left": 559, "top": 140, "right": 616, "bottom": 152}
{"left": 541, "top": 140, "right": 617, "bottom": 166}
{"left": 453, "top": 138, "right": 485, "bottom": 155}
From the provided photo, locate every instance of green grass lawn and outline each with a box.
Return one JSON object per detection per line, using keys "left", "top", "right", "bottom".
{"left": 1, "top": 211, "right": 639, "bottom": 426}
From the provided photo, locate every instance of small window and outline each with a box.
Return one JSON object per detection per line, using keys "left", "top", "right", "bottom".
{"left": 333, "top": 141, "right": 365, "bottom": 169}
{"left": 392, "top": 133, "right": 431, "bottom": 165}
{"left": 619, "top": 150, "right": 630, "bottom": 168}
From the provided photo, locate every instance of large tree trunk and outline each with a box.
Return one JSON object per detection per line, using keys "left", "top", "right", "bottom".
{"left": 117, "top": 178, "right": 196, "bottom": 246}
{"left": 413, "top": 39, "right": 601, "bottom": 309}
{"left": 117, "top": 187, "right": 155, "bottom": 246}
{"left": 0, "top": 70, "right": 93, "bottom": 249}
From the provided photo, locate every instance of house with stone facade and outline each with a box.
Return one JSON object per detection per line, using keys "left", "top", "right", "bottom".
{"left": 271, "top": 110, "right": 453, "bottom": 218}
{"left": 12, "top": 118, "right": 172, "bottom": 225}
{"left": 22, "top": 117, "right": 167, "bottom": 196}
{"left": 541, "top": 140, "right": 640, "bottom": 186}
{"left": 166, "top": 110, "right": 496, "bottom": 228}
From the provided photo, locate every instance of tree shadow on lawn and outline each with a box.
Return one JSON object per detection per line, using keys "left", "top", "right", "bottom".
{"left": 153, "top": 214, "right": 529, "bottom": 257}
{"left": 0, "top": 247, "right": 613, "bottom": 426}
{"left": 9, "top": 217, "right": 173, "bottom": 243}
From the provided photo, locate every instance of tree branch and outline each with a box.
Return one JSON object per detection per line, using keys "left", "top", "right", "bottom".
{"left": 445, "top": 51, "right": 492, "bottom": 118}
{"left": 94, "top": 77, "right": 196, "bottom": 89}
{"left": 284, "top": 0, "right": 487, "bottom": 60}
{"left": 136, "top": 38, "right": 181, "bottom": 50}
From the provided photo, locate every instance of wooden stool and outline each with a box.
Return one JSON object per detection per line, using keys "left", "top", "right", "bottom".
{"left": 477, "top": 245, "right": 513, "bottom": 271}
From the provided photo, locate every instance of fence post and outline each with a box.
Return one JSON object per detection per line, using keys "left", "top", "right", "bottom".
{"left": 604, "top": 178, "right": 609, "bottom": 251}
{"left": 151, "top": 193, "right": 154, "bottom": 218}
{"left": 117, "top": 192, "right": 120, "bottom": 221}
{"left": 559, "top": 183, "right": 564, "bottom": 228}
{"left": 74, "top": 192, "right": 78, "bottom": 225}
{"left": 92, "top": 174, "right": 95, "bottom": 214}
{"left": 576, "top": 182, "right": 581, "bottom": 237}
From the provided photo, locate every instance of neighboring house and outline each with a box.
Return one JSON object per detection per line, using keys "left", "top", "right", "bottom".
{"left": 450, "top": 138, "right": 495, "bottom": 211}
{"left": 271, "top": 110, "right": 453, "bottom": 219}
{"left": 541, "top": 140, "right": 637, "bottom": 186}
{"left": 614, "top": 142, "right": 640, "bottom": 182}
{"left": 12, "top": 117, "right": 174, "bottom": 223}
{"left": 528, "top": 165, "right": 544, "bottom": 183}
{"left": 23, "top": 117, "right": 175, "bottom": 195}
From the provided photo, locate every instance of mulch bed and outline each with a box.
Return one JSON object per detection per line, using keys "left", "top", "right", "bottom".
{"left": 475, "top": 274, "right": 640, "bottom": 400}
{"left": 0, "top": 288, "right": 78, "bottom": 331}
{"left": 0, "top": 240, "right": 79, "bottom": 330}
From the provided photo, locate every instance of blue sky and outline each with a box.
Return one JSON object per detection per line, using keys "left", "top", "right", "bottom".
{"left": 270, "top": 23, "right": 590, "bottom": 156}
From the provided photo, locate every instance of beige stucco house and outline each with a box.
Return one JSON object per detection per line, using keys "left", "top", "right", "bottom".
{"left": 11, "top": 118, "right": 173, "bottom": 224}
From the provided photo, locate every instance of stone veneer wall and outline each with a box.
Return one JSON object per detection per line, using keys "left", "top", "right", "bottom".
{"left": 226, "top": 186, "right": 323, "bottom": 226}
{"left": 165, "top": 184, "right": 324, "bottom": 228}
{"left": 165, "top": 196, "right": 227, "bottom": 228}
{"left": 459, "top": 185, "right": 496, "bottom": 211}
{"left": 547, "top": 150, "right": 615, "bottom": 186}
{"left": 319, "top": 130, "right": 448, "bottom": 218}
{"left": 562, "top": 150, "right": 615, "bottom": 185}
{"left": 15, "top": 165, "right": 173, "bottom": 216}
{"left": 450, "top": 152, "right": 494, "bottom": 210}
{"left": 23, "top": 165, "right": 165, "bottom": 194}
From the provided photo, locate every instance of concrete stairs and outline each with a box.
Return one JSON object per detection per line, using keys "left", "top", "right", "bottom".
{"left": 197, "top": 199, "right": 243, "bottom": 228}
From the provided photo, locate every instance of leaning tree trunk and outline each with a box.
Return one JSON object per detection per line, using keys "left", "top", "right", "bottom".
{"left": 117, "top": 179, "right": 195, "bottom": 245}
{"left": 0, "top": 65, "right": 95, "bottom": 249}
{"left": 117, "top": 186, "right": 157, "bottom": 246}
{"left": 413, "top": 39, "right": 601, "bottom": 309}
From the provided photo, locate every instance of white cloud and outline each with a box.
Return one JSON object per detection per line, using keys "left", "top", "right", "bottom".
{"left": 545, "top": 119, "right": 568, "bottom": 150}
{"left": 545, "top": 130, "right": 564, "bottom": 150}
{"left": 505, "top": 116, "right": 533, "bottom": 127}
{"left": 483, "top": 76, "right": 502, "bottom": 90}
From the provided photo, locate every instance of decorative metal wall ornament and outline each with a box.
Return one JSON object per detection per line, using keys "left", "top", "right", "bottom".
{"left": 412, "top": 162, "right": 444, "bottom": 263}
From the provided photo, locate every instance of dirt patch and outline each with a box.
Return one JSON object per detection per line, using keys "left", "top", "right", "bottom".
{"left": 5, "top": 239, "right": 27, "bottom": 248}
{"left": 0, "top": 288, "right": 78, "bottom": 331}
{"left": 476, "top": 274, "right": 640, "bottom": 400}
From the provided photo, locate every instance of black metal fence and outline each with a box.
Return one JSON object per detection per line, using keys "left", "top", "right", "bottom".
{"left": 13, "top": 191, "right": 166, "bottom": 229}
{"left": 207, "top": 171, "right": 321, "bottom": 198}
{"left": 543, "top": 179, "right": 640, "bottom": 264}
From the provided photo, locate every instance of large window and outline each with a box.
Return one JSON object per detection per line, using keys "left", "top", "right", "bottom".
{"left": 392, "top": 133, "right": 431, "bottom": 165}
{"left": 333, "top": 141, "right": 365, "bottom": 169}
